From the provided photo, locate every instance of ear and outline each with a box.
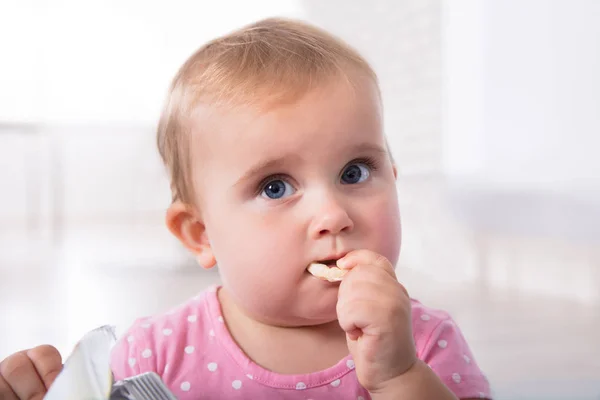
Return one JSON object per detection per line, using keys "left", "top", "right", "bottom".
{"left": 166, "top": 201, "right": 216, "bottom": 269}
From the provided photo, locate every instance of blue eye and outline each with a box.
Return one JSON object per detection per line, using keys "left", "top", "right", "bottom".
{"left": 261, "top": 179, "right": 295, "bottom": 199}
{"left": 341, "top": 163, "right": 370, "bottom": 184}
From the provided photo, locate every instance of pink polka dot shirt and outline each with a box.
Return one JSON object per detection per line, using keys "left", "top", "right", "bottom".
{"left": 111, "top": 285, "right": 492, "bottom": 399}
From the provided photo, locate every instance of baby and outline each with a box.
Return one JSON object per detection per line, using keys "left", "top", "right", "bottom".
{"left": 0, "top": 17, "right": 492, "bottom": 399}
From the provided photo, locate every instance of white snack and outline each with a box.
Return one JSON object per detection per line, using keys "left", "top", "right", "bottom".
{"left": 307, "top": 262, "right": 347, "bottom": 282}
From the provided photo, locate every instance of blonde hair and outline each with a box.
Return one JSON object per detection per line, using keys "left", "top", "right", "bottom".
{"left": 157, "top": 17, "right": 379, "bottom": 204}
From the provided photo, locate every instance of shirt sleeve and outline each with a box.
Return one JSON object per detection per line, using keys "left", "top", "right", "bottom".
{"left": 416, "top": 315, "right": 493, "bottom": 399}
{"left": 110, "top": 320, "right": 156, "bottom": 382}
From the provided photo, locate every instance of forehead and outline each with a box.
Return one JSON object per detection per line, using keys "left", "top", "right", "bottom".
{"left": 191, "top": 78, "right": 383, "bottom": 176}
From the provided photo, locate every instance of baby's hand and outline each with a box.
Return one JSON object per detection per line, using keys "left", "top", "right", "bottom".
{"left": 0, "top": 346, "right": 62, "bottom": 400}
{"left": 336, "top": 250, "right": 416, "bottom": 393}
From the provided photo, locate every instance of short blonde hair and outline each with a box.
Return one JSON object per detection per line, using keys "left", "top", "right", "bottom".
{"left": 157, "top": 17, "right": 379, "bottom": 204}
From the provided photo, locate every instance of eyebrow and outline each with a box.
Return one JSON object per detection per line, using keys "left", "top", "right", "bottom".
{"left": 350, "top": 142, "right": 388, "bottom": 157}
{"left": 234, "top": 142, "right": 388, "bottom": 187}
{"left": 234, "top": 156, "right": 297, "bottom": 187}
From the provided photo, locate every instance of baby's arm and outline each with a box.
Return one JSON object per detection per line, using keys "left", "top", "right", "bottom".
{"left": 369, "top": 359, "right": 458, "bottom": 399}
{"left": 368, "top": 361, "right": 490, "bottom": 400}
{"left": 366, "top": 308, "right": 492, "bottom": 400}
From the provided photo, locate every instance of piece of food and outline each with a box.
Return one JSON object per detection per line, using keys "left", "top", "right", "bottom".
{"left": 307, "top": 262, "right": 347, "bottom": 282}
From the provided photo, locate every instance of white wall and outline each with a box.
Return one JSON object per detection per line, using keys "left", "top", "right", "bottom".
{"left": 442, "top": 0, "right": 600, "bottom": 192}
{"left": 440, "top": 0, "right": 600, "bottom": 302}
{"left": 0, "top": 126, "right": 45, "bottom": 224}
{"left": 0, "top": 0, "right": 306, "bottom": 227}
{"left": 0, "top": 0, "right": 304, "bottom": 125}
{"left": 303, "top": 0, "right": 444, "bottom": 176}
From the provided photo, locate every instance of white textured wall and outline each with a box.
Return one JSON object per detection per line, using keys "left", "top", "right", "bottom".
{"left": 443, "top": 0, "right": 600, "bottom": 192}
{"left": 0, "top": 0, "right": 305, "bottom": 226}
{"left": 303, "top": 0, "right": 443, "bottom": 176}
{"left": 0, "top": 0, "right": 304, "bottom": 124}
{"left": 0, "top": 127, "right": 42, "bottom": 223}
{"left": 440, "top": 0, "right": 600, "bottom": 302}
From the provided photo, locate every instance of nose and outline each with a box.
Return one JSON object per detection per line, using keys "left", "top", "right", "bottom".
{"left": 308, "top": 194, "right": 354, "bottom": 239}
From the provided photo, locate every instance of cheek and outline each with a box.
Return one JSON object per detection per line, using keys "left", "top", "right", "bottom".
{"left": 210, "top": 207, "right": 299, "bottom": 269}
{"left": 205, "top": 207, "right": 303, "bottom": 315}
{"left": 364, "top": 192, "right": 402, "bottom": 266}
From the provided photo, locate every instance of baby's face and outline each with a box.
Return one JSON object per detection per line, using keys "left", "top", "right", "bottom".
{"left": 190, "top": 77, "right": 401, "bottom": 326}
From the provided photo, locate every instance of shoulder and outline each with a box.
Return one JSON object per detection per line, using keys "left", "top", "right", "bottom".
{"left": 110, "top": 286, "right": 217, "bottom": 380}
{"left": 410, "top": 298, "right": 454, "bottom": 325}
{"left": 409, "top": 297, "right": 471, "bottom": 360}
{"left": 410, "top": 298, "right": 493, "bottom": 399}
{"left": 410, "top": 298, "right": 458, "bottom": 350}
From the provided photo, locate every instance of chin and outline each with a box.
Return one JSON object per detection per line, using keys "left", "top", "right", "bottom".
{"left": 272, "top": 296, "right": 339, "bottom": 327}
{"left": 305, "top": 295, "right": 339, "bottom": 324}
{"left": 290, "top": 312, "right": 338, "bottom": 327}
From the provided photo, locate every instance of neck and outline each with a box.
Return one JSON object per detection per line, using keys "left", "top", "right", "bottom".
{"left": 218, "top": 286, "right": 349, "bottom": 374}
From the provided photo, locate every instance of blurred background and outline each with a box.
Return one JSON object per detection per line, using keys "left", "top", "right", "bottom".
{"left": 1, "top": 0, "right": 599, "bottom": 399}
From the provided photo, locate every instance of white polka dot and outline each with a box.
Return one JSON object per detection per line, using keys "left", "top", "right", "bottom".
{"left": 128, "top": 358, "right": 136, "bottom": 367}
{"left": 127, "top": 335, "right": 134, "bottom": 343}
{"left": 141, "top": 322, "right": 151, "bottom": 329}
{"left": 437, "top": 340, "right": 448, "bottom": 348}
{"left": 180, "top": 381, "right": 191, "bottom": 391}
{"left": 162, "top": 328, "right": 173, "bottom": 336}
{"left": 463, "top": 354, "right": 471, "bottom": 364}
{"left": 452, "top": 373, "right": 461, "bottom": 383}
{"left": 209, "top": 329, "right": 215, "bottom": 337}
{"left": 420, "top": 314, "right": 431, "bottom": 321}
{"left": 479, "top": 392, "right": 486, "bottom": 398}
{"left": 188, "top": 315, "right": 197, "bottom": 322}
{"left": 218, "top": 316, "right": 224, "bottom": 323}
{"left": 296, "top": 382, "right": 307, "bottom": 390}
{"left": 358, "top": 397, "right": 365, "bottom": 400}
{"left": 331, "top": 379, "right": 341, "bottom": 387}
{"left": 207, "top": 362, "right": 218, "bottom": 372}
{"left": 246, "top": 374, "right": 253, "bottom": 379}
{"left": 232, "top": 380, "right": 242, "bottom": 390}
{"left": 346, "top": 359, "right": 355, "bottom": 369}
{"left": 185, "top": 346, "right": 195, "bottom": 354}
{"left": 164, "top": 364, "right": 169, "bottom": 372}
{"left": 142, "top": 349, "right": 152, "bottom": 358}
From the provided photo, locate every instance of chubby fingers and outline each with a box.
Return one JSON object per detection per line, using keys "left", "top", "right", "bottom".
{"left": 1, "top": 351, "right": 46, "bottom": 400}
{"left": 0, "top": 345, "right": 62, "bottom": 400}
{"left": 336, "top": 253, "right": 409, "bottom": 339}
{"left": 27, "top": 346, "right": 62, "bottom": 389}
{"left": 337, "top": 249, "right": 398, "bottom": 280}
{"left": 0, "top": 372, "right": 18, "bottom": 400}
